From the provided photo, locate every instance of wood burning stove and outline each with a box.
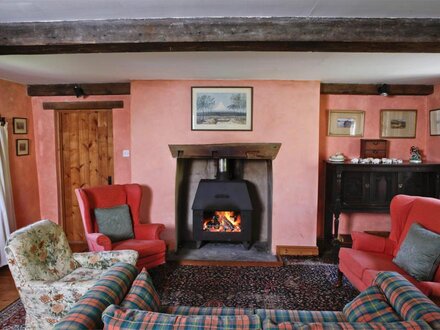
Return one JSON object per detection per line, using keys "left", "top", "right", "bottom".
{"left": 192, "top": 159, "right": 253, "bottom": 249}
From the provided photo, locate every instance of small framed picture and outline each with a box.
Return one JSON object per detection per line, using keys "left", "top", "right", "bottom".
{"left": 328, "top": 110, "right": 365, "bottom": 136}
{"left": 380, "top": 109, "right": 417, "bottom": 138}
{"left": 13, "top": 117, "right": 27, "bottom": 134}
{"left": 430, "top": 109, "right": 440, "bottom": 136}
{"left": 16, "top": 139, "right": 29, "bottom": 156}
{"left": 191, "top": 87, "right": 253, "bottom": 131}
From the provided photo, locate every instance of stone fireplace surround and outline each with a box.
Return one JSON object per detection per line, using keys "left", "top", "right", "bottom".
{"left": 169, "top": 143, "right": 281, "bottom": 256}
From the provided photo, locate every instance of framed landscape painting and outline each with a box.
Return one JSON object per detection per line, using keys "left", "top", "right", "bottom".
{"left": 192, "top": 87, "right": 253, "bottom": 131}
{"left": 328, "top": 110, "right": 365, "bottom": 136}
{"left": 380, "top": 109, "right": 417, "bottom": 138}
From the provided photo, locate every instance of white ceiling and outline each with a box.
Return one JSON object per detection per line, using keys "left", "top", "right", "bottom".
{"left": 1, "top": 1, "right": 440, "bottom": 85}
{"left": 2, "top": 0, "right": 440, "bottom": 22}
{"left": 1, "top": 52, "right": 440, "bottom": 85}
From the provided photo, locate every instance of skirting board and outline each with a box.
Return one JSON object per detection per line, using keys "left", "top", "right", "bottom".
{"left": 277, "top": 245, "right": 319, "bottom": 256}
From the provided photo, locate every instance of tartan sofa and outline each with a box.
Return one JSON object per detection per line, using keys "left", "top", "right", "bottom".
{"left": 54, "top": 265, "right": 440, "bottom": 329}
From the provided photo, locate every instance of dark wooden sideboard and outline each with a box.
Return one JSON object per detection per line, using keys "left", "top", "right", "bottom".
{"left": 324, "top": 161, "right": 440, "bottom": 247}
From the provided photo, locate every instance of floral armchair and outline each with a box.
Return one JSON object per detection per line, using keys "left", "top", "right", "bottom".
{"left": 5, "top": 219, "right": 138, "bottom": 329}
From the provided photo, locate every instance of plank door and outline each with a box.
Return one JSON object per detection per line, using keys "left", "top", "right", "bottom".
{"left": 58, "top": 110, "right": 114, "bottom": 251}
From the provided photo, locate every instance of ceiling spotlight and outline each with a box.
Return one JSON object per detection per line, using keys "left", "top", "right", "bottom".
{"left": 377, "top": 84, "right": 389, "bottom": 96}
{"left": 73, "top": 84, "right": 86, "bottom": 98}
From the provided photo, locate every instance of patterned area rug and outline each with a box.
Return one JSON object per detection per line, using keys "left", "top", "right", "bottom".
{"left": 0, "top": 299, "right": 25, "bottom": 330}
{"left": 150, "top": 256, "right": 358, "bottom": 311}
{"left": 0, "top": 256, "right": 358, "bottom": 328}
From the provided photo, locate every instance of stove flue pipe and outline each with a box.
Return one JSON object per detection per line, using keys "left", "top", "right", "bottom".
{"left": 217, "top": 158, "right": 230, "bottom": 180}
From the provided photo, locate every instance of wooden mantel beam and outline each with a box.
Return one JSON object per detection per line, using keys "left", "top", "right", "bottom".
{"left": 1, "top": 17, "right": 440, "bottom": 54}
{"left": 321, "top": 83, "right": 434, "bottom": 96}
{"left": 27, "top": 83, "right": 130, "bottom": 96}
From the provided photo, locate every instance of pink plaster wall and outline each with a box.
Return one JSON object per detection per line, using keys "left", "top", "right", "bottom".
{"left": 319, "top": 94, "right": 428, "bottom": 235}
{"left": 130, "top": 80, "right": 321, "bottom": 252}
{"left": 0, "top": 79, "right": 40, "bottom": 228}
{"left": 32, "top": 95, "right": 131, "bottom": 224}
{"left": 427, "top": 85, "right": 440, "bottom": 161}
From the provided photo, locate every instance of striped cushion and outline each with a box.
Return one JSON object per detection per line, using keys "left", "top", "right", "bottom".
{"left": 102, "top": 305, "right": 262, "bottom": 329}
{"left": 163, "top": 305, "right": 255, "bottom": 316}
{"left": 262, "top": 319, "right": 431, "bottom": 329}
{"left": 54, "top": 262, "right": 138, "bottom": 330}
{"left": 120, "top": 268, "right": 160, "bottom": 312}
{"left": 343, "top": 285, "right": 401, "bottom": 322}
{"left": 374, "top": 271, "right": 440, "bottom": 328}
{"left": 256, "top": 309, "right": 346, "bottom": 323}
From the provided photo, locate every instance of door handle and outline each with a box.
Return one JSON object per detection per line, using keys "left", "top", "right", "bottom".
{"left": 107, "top": 176, "right": 112, "bottom": 185}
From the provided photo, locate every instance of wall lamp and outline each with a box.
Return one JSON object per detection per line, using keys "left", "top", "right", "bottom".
{"left": 377, "top": 84, "right": 390, "bottom": 97}
{"left": 73, "top": 84, "right": 86, "bottom": 98}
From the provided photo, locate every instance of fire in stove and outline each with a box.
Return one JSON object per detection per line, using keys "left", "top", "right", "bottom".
{"left": 203, "top": 211, "right": 241, "bottom": 232}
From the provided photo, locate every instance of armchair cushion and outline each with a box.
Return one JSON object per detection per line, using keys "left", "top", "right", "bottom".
{"left": 112, "top": 239, "right": 166, "bottom": 258}
{"left": 121, "top": 268, "right": 161, "bottom": 312}
{"left": 393, "top": 222, "right": 440, "bottom": 281}
{"left": 94, "top": 204, "right": 134, "bottom": 243}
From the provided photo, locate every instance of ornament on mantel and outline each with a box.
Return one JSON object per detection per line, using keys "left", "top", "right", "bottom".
{"left": 409, "top": 146, "right": 422, "bottom": 163}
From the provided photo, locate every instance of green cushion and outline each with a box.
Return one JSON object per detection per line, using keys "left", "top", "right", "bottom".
{"left": 393, "top": 223, "right": 440, "bottom": 281}
{"left": 94, "top": 204, "right": 134, "bottom": 243}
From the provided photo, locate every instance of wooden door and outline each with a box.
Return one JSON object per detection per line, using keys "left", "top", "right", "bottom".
{"left": 58, "top": 110, "right": 114, "bottom": 250}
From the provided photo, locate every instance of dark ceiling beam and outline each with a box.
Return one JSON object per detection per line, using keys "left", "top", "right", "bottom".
{"left": 28, "top": 83, "right": 130, "bottom": 96}
{"left": 42, "top": 101, "right": 124, "bottom": 110}
{"left": 321, "top": 83, "right": 434, "bottom": 96}
{"left": 1, "top": 17, "right": 440, "bottom": 54}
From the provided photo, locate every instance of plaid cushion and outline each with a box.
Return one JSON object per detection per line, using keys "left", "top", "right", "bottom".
{"left": 120, "top": 268, "right": 160, "bottom": 312}
{"left": 343, "top": 286, "right": 401, "bottom": 322}
{"left": 256, "top": 309, "right": 346, "bottom": 323}
{"left": 102, "top": 305, "right": 262, "bottom": 329}
{"left": 262, "top": 319, "right": 431, "bottom": 329}
{"left": 374, "top": 271, "right": 440, "bottom": 328}
{"left": 54, "top": 262, "right": 138, "bottom": 330}
{"left": 163, "top": 305, "right": 255, "bottom": 316}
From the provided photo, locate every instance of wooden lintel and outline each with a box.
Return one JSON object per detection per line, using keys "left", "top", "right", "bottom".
{"left": 1, "top": 17, "right": 440, "bottom": 54}
{"left": 321, "top": 83, "right": 434, "bottom": 96}
{"left": 28, "top": 83, "right": 130, "bottom": 96}
{"left": 169, "top": 143, "right": 282, "bottom": 160}
{"left": 43, "top": 101, "right": 124, "bottom": 110}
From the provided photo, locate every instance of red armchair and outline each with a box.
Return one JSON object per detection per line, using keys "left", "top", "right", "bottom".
{"left": 338, "top": 194, "right": 440, "bottom": 301}
{"left": 75, "top": 184, "right": 166, "bottom": 269}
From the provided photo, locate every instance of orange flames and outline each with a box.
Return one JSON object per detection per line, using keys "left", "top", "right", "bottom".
{"left": 202, "top": 211, "right": 241, "bottom": 232}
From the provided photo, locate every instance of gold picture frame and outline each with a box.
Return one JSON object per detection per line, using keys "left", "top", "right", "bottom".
{"left": 380, "top": 109, "right": 417, "bottom": 138}
{"left": 328, "top": 110, "right": 365, "bottom": 137}
{"left": 430, "top": 109, "right": 440, "bottom": 136}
